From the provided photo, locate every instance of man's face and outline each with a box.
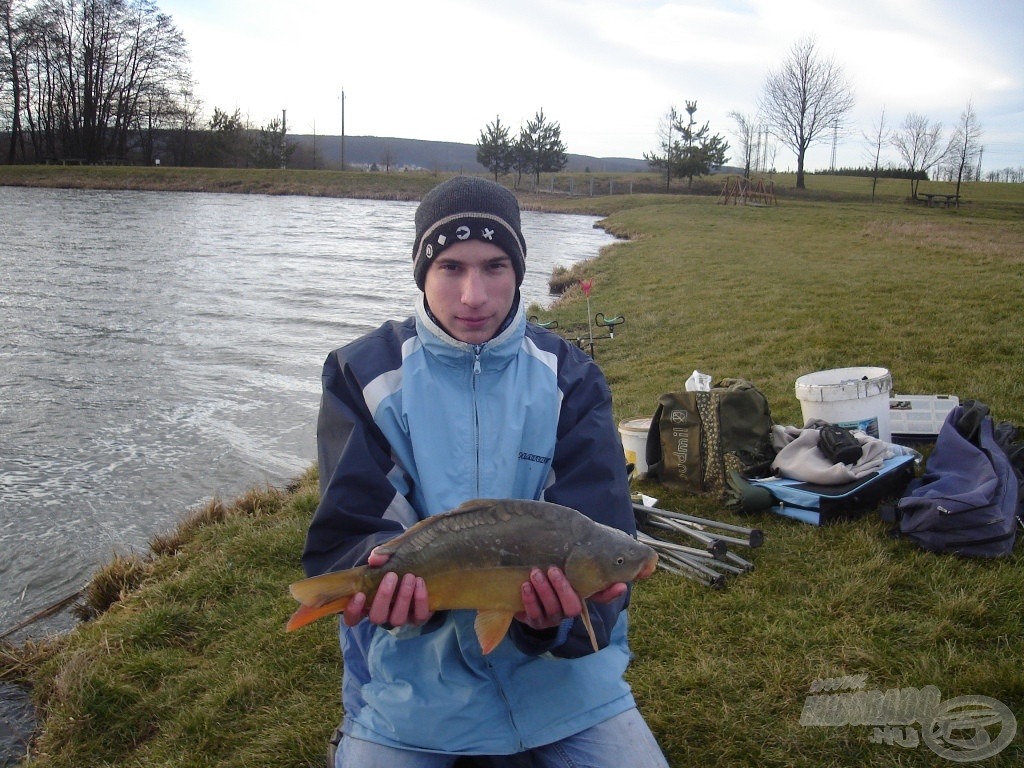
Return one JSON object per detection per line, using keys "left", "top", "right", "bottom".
{"left": 423, "top": 240, "right": 517, "bottom": 345}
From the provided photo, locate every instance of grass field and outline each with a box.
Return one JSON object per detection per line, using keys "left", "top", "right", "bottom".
{"left": 2, "top": 166, "right": 1023, "bottom": 767}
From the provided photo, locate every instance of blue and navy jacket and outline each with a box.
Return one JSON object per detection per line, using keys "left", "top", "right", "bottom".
{"left": 302, "top": 295, "right": 638, "bottom": 755}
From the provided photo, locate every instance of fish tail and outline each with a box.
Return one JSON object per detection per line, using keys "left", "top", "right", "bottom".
{"left": 286, "top": 566, "right": 370, "bottom": 631}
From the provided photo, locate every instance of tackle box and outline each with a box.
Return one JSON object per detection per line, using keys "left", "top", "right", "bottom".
{"left": 889, "top": 394, "right": 959, "bottom": 441}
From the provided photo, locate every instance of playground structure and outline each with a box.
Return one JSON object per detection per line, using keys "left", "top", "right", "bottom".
{"left": 718, "top": 175, "right": 777, "bottom": 207}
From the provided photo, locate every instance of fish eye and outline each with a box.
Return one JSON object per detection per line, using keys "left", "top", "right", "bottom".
{"left": 616, "top": 556, "right": 625, "bottom": 565}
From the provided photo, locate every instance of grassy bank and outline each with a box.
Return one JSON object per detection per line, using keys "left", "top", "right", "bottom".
{"left": 2, "top": 167, "right": 1023, "bottom": 767}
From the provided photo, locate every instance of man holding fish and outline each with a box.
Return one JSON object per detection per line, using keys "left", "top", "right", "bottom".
{"left": 299, "top": 175, "right": 668, "bottom": 767}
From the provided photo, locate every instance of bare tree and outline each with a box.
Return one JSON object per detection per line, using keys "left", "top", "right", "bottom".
{"left": 758, "top": 36, "right": 855, "bottom": 189}
{"left": 890, "top": 113, "right": 945, "bottom": 200}
{"left": 163, "top": 79, "right": 202, "bottom": 165}
{"left": 380, "top": 143, "right": 394, "bottom": 173}
{"left": 644, "top": 105, "right": 679, "bottom": 191}
{"left": 1, "top": 0, "right": 190, "bottom": 163}
{"left": 728, "top": 110, "right": 757, "bottom": 179}
{"left": 862, "top": 106, "right": 890, "bottom": 203}
{"left": 752, "top": 124, "right": 777, "bottom": 175}
{"left": 945, "top": 100, "right": 982, "bottom": 207}
{"left": 1, "top": 0, "right": 26, "bottom": 163}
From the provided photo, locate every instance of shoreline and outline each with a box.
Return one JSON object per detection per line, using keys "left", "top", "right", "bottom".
{"left": 0, "top": 165, "right": 644, "bottom": 216}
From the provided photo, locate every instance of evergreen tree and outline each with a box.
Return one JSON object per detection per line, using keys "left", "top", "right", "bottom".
{"left": 200, "top": 107, "right": 247, "bottom": 167}
{"left": 518, "top": 109, "right": 567, "bottom": 188}
{"left": 476, "top": 115, "right": 515, "bottom": 181}
{"left": 250, "top": 115, "right": 294, "bottom": 169}
{"left": 675, "top": 101, "right": 730, "bottom": 187}
{"left": 646, "top": 101, "right": 729, "bottom": 188}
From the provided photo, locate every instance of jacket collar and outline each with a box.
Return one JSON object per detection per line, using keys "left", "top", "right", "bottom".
{"left": 415, "top": 294, "right": 525, "bottom": 370}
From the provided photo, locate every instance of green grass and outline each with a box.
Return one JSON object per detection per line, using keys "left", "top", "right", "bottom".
{"left": 2, "top": 167, "right": 1023, "bottom": 767}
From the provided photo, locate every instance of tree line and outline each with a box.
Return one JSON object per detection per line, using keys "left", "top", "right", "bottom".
{"left": 723, "top": 37, "right": 992, "bottom": 197}
{"left": 693, "top": 36, "right": 990, "bottom": 196}
{"left": 0, "top": 0, "right": 192, "bottom": 164}
{"left": 0, "top": 0, "right": 294, "bottom": 167}
{"left": 477, "top": 36, "right": 1005, "bottom": 197}
{"left": 3, "top": 7, "right": 1014, "bottom": 185}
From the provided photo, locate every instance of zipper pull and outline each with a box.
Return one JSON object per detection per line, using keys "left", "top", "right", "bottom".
{"left": 473, "top": 346, "right": 482, "bottom": 374}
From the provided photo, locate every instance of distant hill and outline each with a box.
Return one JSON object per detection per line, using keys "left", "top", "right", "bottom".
{"left": 288, "top": 134, "right": 650, "bottom": 174}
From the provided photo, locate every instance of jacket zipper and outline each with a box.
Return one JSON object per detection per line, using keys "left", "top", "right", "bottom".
{"left": 473, "top": 345, "right": 483, "bottom": 495}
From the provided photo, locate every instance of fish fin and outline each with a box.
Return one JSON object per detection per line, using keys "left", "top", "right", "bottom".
{"left": 286, "top": 566, "right": 369, "bottom": 631}
{"left": 579, "top": 600, "right": 599, "bottom": 653}
{"left": 474, "top": 609, "right": 515, "bottom": 654}
{"left": 285, "top": 597, "right": 351, "bottom": 632}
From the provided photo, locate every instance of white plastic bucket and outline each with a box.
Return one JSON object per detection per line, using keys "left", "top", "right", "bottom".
{"left": 619, "top": 417, "right": 651, "bottom": 476}
{"left": 795, "top": 366, "right": 893, "bottom": 442}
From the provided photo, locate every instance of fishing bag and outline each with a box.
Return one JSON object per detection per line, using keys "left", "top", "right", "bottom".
{"left": 888, "top": 400, "right": 1023, "bottom": 557}
{"left": 645, "top": 378, "right": 774, "bottom": 501}
{"left": 749, "top": 453, "right": 916, "bottom": 526}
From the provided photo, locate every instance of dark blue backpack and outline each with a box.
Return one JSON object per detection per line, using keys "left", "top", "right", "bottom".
{"left": 893, "top": 400, "right": 1023, "bottom": 557}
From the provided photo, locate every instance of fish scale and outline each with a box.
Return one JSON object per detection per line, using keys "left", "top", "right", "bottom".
{"left": 382, "top": 502, "right": 574, "bottom": 572}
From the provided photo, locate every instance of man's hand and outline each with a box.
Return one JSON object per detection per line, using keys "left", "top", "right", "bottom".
{"left": 588, "top": 582, "right": 628, "bottom": 604}
{"left": 342, "top": 548, "right": 433, "bottom": 628}
{"left": 515, "top": 567, "right": 626, "bottom": 632}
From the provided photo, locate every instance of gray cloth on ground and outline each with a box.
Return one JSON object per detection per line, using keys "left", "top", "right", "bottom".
{"left": 770, "top": 422, "right": 888, "bottom": 484}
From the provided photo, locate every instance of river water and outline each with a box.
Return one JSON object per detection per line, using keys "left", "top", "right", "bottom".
{"left": 0, "top": 185, "right": 614, "bottom": 759}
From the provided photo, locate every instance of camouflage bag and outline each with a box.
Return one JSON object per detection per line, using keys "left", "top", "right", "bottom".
{"left": 645, "top": 378, "right": 775, "bottom": 501}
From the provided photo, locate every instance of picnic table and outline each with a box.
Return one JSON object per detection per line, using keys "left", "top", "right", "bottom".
{"left": 917, "top": 192, "right": 960, "bottom": 208}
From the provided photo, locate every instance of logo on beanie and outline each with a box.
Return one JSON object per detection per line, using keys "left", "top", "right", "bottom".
{"left": 482, "top": 227, "right": 494, "bottom": 240}
{"left": 425, "top": 244, "right": 434, "bottom": 259}
{"left": 456, "top": 225, "right": 471, "bottom": 240}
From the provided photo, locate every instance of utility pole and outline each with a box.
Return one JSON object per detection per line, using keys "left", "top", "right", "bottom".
{"left": 311, "top": 121, "right": 318, "bottom": 169}
{"left": 281, "top": 109, "right": 287, "bottom": 169}
{"left": 830, "top": 121, "right": 838, "bottom": 172}
{"left": 340, "top": 89, "right": 346, "bottom": 170}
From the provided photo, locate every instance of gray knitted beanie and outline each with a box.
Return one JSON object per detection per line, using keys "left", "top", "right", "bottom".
{"left": 412, "top": 176, "right": 526, "bottom": 290}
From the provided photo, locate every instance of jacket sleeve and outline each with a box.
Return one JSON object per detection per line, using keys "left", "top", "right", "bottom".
{"left": 301, "top": 345, "right": 409, "bottom": 578}
{"left": 516, "top": 341, "right": 636, "bottom": 658}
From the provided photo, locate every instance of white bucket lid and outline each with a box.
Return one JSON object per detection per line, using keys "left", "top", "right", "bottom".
{"left": 619, "top": 417, "right": 652, "bottom": 434}
{"left": 795, "top": 366, "right": 892, "bottom": 403}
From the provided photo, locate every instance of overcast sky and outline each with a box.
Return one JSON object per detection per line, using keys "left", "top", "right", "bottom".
{"left": 160, "top": 0, "right": 1023, "bottom": 174}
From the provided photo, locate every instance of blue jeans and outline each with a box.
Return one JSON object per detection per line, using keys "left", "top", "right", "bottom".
{"left": 334, "top": 708, "right": 669, "bottom": 767}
